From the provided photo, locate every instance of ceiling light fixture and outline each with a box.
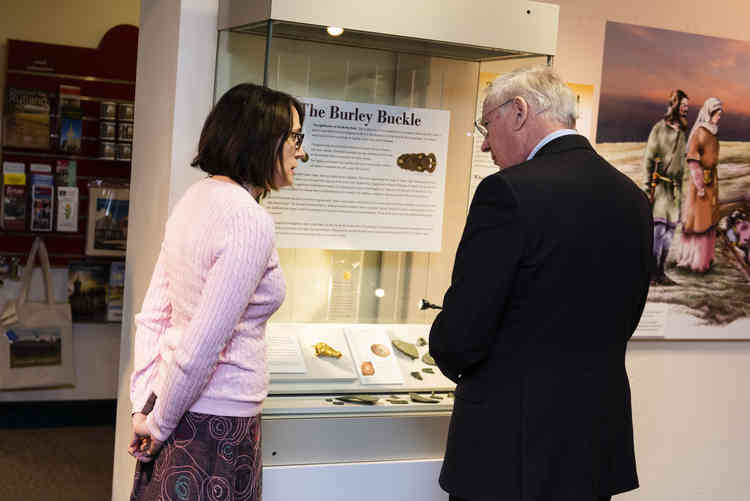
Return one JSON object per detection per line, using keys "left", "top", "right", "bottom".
{"left": 327, "top": 26, "right": 344, "bottom": 37}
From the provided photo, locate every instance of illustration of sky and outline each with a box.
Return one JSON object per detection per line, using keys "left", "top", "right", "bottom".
{"left": 597, "top": 21, "right": 750, "bottom": 142}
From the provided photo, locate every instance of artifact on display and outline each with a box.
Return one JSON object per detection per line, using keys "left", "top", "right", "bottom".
{"left": 422, "top": 353, "right": 436, "bottom": 366}
{"left": 370, "top": 343, "right": 391, "bottom": 357}
{"left": 397, "top": 152, "right": 437, "bottom": 173}
{"left": 409, "top": 393, "right": 441, "bottom": 404}
{"left": 314, "top": 342, "right": 342, "bottom": 358}
{"left": 360, "top": 361, "right": 375, "bottom": 376}
{"left": 392, "top": 339, "right": 419, "bottom": 359}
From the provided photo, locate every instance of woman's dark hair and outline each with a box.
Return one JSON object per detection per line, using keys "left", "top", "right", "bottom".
{"left": 191, "top": 83, "right": 305, "bottom": 198}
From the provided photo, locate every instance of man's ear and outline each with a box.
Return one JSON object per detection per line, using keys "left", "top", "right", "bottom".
{"left": 510, "top": 96, "right": 529, "bottom": 131}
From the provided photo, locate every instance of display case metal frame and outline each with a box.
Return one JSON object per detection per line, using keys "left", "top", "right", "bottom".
{"left": 218, "top": 0, "right": 559, "bottom": 60}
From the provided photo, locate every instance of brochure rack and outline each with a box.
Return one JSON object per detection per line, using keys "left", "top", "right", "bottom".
{"left": 1, "top": 25, "right": 137, "bottom": 266}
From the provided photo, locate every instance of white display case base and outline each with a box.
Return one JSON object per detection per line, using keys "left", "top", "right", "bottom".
{"left": 264, "top": 458, "right": 447, "bottom": 501}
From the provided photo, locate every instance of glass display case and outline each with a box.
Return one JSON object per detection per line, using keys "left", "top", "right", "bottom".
{"left": 215, "top": 2, "right": 557, "bottom": 499}
{"left": 216, "top": 20, "right": 549, "bottom": 326}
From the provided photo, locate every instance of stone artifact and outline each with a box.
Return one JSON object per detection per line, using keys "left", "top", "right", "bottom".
{"left": 421, "top": 368, "right": 434, "bottom": 374}
{"left": 416, "top": 337, "right": 427, "bottom": 346}
{"left": 354, "top": 394, "right": 381, "bottom": 403}
{"left": 333, "top": 401, "right": 345, "bottom": 405}
{"left": 314, "top": 342, "right": 342, "bottom": 358}
{"left": 397, "top": 152, "right": 437, "bottom": 173}
{"left": 421, "top": 353, "right": 436, "bottom": 366}
{"left": 410, "top": 371, "right": 423, "bottom": 381}
{"left": 392, "top": 339, "right": 419, "bottom": 359}
{"left": 335, "top": 394, "right": 380, "bottom": 405}
{"left": 361, "top": 361, "right": 375, "bottom": 376}
{"left": 370, "top": 343, "right": 390, "bottom": 357}
{"left": 387, "top": 398, "right": 409, "bottom": 404}
{"left": 409, "top": 392, "right": 440, "bottom": 404}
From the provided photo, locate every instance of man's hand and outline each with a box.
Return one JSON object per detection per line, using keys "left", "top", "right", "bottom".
{"left": 128, "top": 412, "right": 164, "bottom": 463}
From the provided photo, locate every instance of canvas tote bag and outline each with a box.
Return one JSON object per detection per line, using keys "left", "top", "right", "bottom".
{"left": 0, "top": 237, "right": 75, "bottom": 389}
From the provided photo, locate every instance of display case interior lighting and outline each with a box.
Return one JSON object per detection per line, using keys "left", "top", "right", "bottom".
{"left": 327, "top": 26, "right": 344, "bottom": 37}
{"left": 374, "top": 288, "right": 385, "bottom": 298}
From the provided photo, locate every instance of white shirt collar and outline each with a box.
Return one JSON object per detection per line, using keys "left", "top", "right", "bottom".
{"left": 527, "top": 129, "right": 579, "bottom": 160}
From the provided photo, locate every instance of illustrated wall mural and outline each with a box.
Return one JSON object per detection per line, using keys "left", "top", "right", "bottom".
{"left": 596, "top": 21, "right": 750, "bottom": 339}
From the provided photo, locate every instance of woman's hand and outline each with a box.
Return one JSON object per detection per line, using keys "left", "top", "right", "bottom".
{"left": 128, "top": 412, "right": 164, "bottom": 462}
{"left": 128, "top": 412, "right": 149, "bottom": 460}
{"left": 687, "top": 160, "right": 707, "bottom": 198}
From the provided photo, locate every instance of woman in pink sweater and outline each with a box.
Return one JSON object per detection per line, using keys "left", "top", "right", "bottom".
{"left": 127, "top": 83, "right": 306, "bottom": 501}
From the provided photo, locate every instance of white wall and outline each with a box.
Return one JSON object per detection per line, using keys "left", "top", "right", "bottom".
{"left": 625, "top": 342, "right": 750, "bottom": 500}
{"left": 545, "top": 0, "right": 750, "bottom": 499}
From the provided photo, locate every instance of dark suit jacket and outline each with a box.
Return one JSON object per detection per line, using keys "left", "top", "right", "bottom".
{"left": 429, "top": 134, "right": 652, "bottom": 501}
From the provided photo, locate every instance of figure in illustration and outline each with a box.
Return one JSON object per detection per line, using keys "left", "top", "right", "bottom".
{"left": 678, "top": 97, "right": 723, "bottom": 272}
{"left": 721, "top": 210, "right": 750, "bottom": 266}
{"left": 643, "top": 89, "right": 689, "bottom": 285}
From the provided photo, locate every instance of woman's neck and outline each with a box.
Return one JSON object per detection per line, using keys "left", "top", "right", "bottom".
{"left": 211, "top": 175, "right": 264, "bottom": 201}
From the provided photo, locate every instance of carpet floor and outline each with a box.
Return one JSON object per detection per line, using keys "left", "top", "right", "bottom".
{"left": 0, "top": 426, "right": 115, "bottom": 501}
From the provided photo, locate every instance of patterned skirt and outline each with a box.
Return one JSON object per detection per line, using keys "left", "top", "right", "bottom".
{"left": 130, "top": 409, "right": 262, "bottom": 501}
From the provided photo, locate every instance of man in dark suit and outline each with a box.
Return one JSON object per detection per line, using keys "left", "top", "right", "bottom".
{"left": 429, "top": 66, "right": 652, "bottom": 501}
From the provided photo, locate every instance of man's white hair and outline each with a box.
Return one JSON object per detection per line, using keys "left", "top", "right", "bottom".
{"left": 486, "top": 65, "right": 576, "bottom": 128}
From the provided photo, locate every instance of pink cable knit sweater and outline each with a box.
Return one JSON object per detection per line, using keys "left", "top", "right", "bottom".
{"left": 130, "top": 178, "right": 285, "bottom": 442}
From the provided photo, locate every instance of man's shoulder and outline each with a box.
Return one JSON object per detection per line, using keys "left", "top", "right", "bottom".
{"left": 524, "top": 136, "right": 596, "bottom": 167}
{"left": 511, "top": 139, "right": 633, "bottom": 185}
{"left": 477, "top": 170, "right": 516, "bottom": 197}
{"left": 499, "top": 145, "right": 598, "bottom": 194}
{"left": 650, "top": 119, "right": 669, "bottom": 133}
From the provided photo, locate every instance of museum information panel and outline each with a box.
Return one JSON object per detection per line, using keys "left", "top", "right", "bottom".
{"left": 264, "top": 98, "right": 450, "bottom": 252}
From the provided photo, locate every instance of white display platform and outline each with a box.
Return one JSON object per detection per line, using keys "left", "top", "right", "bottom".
{"left": 266, "top": 323, "right": 454, "bottom": 394}
{"left": 264, "top": 459, "right": 447, "bottom": 501}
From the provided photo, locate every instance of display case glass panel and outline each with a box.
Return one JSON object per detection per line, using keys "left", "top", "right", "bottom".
{"left": 215, "top": 21, "right": 544, "bottom": 327}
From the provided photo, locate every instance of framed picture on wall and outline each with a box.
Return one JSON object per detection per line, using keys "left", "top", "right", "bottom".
{"left": 86, "top": 187, "right": 129, "bottom": 257}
